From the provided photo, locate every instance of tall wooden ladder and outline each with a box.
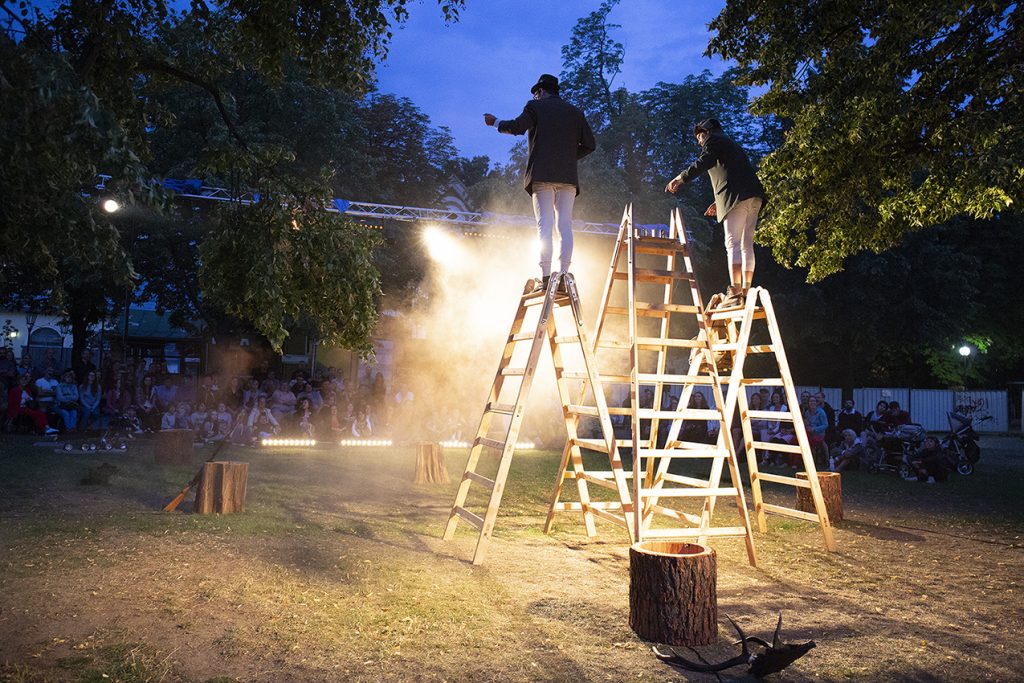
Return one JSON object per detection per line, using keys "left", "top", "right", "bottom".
{"left": 442, "top": 273, "right": 625, "bottom": 565}
{"left": 546, "top": 206, "right": 757, "bottom": 566}
{"left": 703, "top": 286, "right": 838, "bottom": 551}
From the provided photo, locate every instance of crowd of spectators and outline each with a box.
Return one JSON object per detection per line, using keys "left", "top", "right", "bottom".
{"left": 2, "top": 347, "right": 408, "bottom": 445}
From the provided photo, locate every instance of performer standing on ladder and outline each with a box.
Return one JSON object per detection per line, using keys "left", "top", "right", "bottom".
{"left": 665, "top": 117, "right": 766, "bottom": 308}
{"left": 484, "top": 74, "right": 596, "bottom": 292}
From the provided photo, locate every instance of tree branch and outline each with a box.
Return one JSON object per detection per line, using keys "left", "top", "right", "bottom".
{"left": 138, "top": 58, "right": 249, "bottom": 148}
{"left": 0, "top": 2, "right": 29, "bottom": 33}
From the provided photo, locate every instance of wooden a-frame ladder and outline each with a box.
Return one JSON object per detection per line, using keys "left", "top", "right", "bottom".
{"left": 546, "top": 206, "right": 757, "bottom": 566}
{"left": 704, "top": 287, "right": 838, "bottom": 551}
{"left": 442, "top": 273, "right": 629, "bottom": 565}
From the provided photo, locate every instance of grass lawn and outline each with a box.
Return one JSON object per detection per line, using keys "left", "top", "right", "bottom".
{"left": 0, "top": 433, "right": 1022, "bottom": 682}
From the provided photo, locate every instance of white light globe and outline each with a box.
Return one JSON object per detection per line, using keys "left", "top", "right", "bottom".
{"left": 102, "top": 199, "right": 121, "bottom": 213}
{"left": 958, "top": 345, "right": 971, "bottom": 357}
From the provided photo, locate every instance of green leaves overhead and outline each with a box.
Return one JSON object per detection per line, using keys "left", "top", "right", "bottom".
{"left": 708, "top": 0, "right": 1022, "bottom": 280}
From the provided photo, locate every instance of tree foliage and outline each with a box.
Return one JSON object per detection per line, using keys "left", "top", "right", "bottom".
{"left": 708, "top": 0, "right": 1023, "bottom": 280}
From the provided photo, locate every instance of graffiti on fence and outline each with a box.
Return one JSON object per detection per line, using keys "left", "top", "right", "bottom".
{"left": 954, "top": 392, "right": 991, "bottom": 419}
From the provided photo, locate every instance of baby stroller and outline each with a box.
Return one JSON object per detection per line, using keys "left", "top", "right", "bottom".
{"left": 863, "top": 421, "right": 926, "bottom": 478}
{"left": 98, "top": 413, "right": 137, "bottom": 451}
{"left": 942, "top": 411, "right": 989, "bottom": 476}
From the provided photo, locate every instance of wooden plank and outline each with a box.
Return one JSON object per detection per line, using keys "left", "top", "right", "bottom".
{"left": 453, "top": 506, "right": 484, "bottom": 529}
{"left": 639, "top": 487, "right": 737, "bottom": 498}
{"left": 755, "top": 471, "right": 812, "bottom": 488}
{"left": 636, "top": 408, "right": 721, "bottom": 420}
{"left": 747, "top": 409, "right": 793, "bottom": 420}
{"left": 572, "top": 438, "right": 610, "bottom": 453}
{"left": 553, "top": 335, "right": 581, "bottom": 345}
{"left": 509, "top": 332, "right": 535, "bottom": 342}
{"left": 646, "top": 504, "right": 703, "bottom": 525}
{"left": 500, "top": 367, "right": 527, "bottom": 376}
{"left": 761, "top": 503, "right": 821, "bottom": 523}
{"left": 465, "top": 471, "right": 495, "bottom": 489}
{"left": 642, "top": 527, "right": 749, "bottom": 538}
{"left": 476, "top": 437, "right": 506, "bottom": 451}
{"left": 638, "top": 373, "right": 716, "bottom": 385}
{"left": 739, "top": 378, "right": 784, "bottom": 386}
{"left": 638, "top": 448, "right": 728, "bottom": 459}
{"left": 747, "top": 344, "right": 775, "bottom": 354}
{"left": 657, "top": 472, "right": 713, "bottom": 487}
{"left": 485, "top": 402, "right": 516, "bottom": 415}
{"left": 751, "top": 440, "right": 803, "bottom": 454}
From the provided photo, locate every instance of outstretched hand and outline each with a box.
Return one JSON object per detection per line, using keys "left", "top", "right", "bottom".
{"left": 483, "top": 113, "right": 497, "bottom": 126}
{"left": 665, "top": 177, "right": 683, "bottom": 194}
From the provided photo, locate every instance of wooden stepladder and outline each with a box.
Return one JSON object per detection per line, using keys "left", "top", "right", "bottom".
{"left": 706, "top": 287, "right": 838, "bottom": 551}
{"left": 442, "top": 273, "right": 625, "bottom": 565}
{"left": 546, "top": 207, "right": 757, "bottom": 566}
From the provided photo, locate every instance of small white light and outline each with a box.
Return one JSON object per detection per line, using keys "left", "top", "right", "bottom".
{"left": 102, "top": 199, "right": 120, "bottom": 213}
{"left": 958, "top": 345, "right": 971, "bottom": 357}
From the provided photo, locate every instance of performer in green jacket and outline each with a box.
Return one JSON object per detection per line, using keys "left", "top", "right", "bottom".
{"left": 666, "top": 118, "right": 766, "bottom": 307}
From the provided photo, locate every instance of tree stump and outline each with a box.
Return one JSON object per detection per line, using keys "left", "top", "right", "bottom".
{"left": 414, "top": 441, "right": 450, "bottom": 484}
{"left": 796, "top": 471, "right": 843, "bottom": 522}
{"left": 193, "top": 461, "right": 248, "bottom": 514}
{"left": 629, "top": 541, "right": 717, "bottom": 646}
{"left": 154, "top": 429, "right": 194, "bottom": 465}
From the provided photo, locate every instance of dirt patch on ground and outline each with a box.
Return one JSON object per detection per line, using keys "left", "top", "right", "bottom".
{"left": 1, "top": 435, "right": 1022, "bottom": 681}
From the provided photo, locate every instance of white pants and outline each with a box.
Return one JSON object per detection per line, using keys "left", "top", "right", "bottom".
{"left": 531, "top": 182, "right": 576, "bottom": 277}
{"left": 722, "top": 196, "right": 763, "bottom": 270}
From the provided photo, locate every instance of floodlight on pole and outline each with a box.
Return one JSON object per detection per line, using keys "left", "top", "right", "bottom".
{"left": 958, "top": 345, "right": 971, "bottom": 357}
{"left": 102, "top": 199, "right": 121, "bottom": 213}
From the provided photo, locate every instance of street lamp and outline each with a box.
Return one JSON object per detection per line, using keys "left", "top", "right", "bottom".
{"left": 958, "top": 345, "right": 971, "bottom": 357}
{"left": 102, "top": 198, "right": 121, "bottom": 213}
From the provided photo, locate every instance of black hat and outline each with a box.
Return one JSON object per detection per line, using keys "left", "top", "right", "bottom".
{"left": 531, "top": 74, "right": 560, "bottom": 95}
{"left": 694, "top": 117, "right": 723, "bottom": 134}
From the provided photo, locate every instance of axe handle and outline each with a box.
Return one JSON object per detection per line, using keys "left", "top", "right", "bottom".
{"left": 162, "top": 438, "right": 229, "bottom": 512}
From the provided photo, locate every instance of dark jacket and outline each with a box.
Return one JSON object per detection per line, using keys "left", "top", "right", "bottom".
{"left": 677, "top": 132, "right": 765, "bottom": 223}
{"left": 498, "top": 96, "right": 596, "bottom": 195}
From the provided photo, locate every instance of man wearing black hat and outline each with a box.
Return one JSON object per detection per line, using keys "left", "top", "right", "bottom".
{"left": 665, "top": 118, "right": 765, "bottom": 308}
{"left": 484, "top": 74, "right": 596, "bottom": 292}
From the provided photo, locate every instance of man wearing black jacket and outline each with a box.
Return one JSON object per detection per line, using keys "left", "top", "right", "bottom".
{"left": 485, "top": 74, "right": 596, "bottom": 291}
{"left": 666, "top": 118, "right": 765, "bottom": 307}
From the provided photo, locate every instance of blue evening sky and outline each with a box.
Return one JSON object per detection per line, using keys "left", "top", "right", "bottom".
{"left": 375, "top": 1, "right": 731, "bottom": 166}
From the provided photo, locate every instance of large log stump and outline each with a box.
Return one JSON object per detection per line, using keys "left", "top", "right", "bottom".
{"left": 796, "top": 471, "right": 843, "bottom": 522}
{"left": 193, "top": 461, "right": 248, "bottom": 514}
{"left": 629, "top": 541, "right": 717, "bottom": 646}
{"left": 154, "top": 429, "right": 194, "bottom": 465}
{"left": 414, "top": 441, "right": 450, "bottom": 484}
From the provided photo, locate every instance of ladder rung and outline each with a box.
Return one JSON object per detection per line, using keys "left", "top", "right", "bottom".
{"left": 761, "top": 503, "right": 821, "bottom": 523}
{"left": 464, "top": 471, "right": 496, "bottom": 489}
{"left": 740, "top": 378, "right": 784, "bottom": 386}
{"left": 613, "top": 268, "right": 692, "bottom": 284}
{"left": 476, "top": 437, "right": 506, "bottom": 451}
{"left": 646, "top": 504, "right": 703, "bottom": 525}
{"left": 485, "top": 402, "right": 516, "bottom": 415}
{"left": 642, "top": 527, "right": 749, "bottom": 538}
{"left": 638, "top": 373, "right": 716, "bottom": 384}
{"left": 652, "top": 473, "right": 712, "bottom": 488}
{"left": 573, "top": 438, "right": 611, "bottom": 453}
{"left": 567, "top": 405, "right": 599, "bottom": 417}
{"left": 708, "top": 309, "right": 766, "bottom": 321}
{"left": 553, "top": 501, "right": 628, "bottom": 512}
{"left": 558, "top": 371, "right": 590, "bottom": 380}
{"left": 747, "top": 410, "right": 793, "bottom": 420}
{"left": 580, "top": 473, "right": 622, "bottom": 491}
{"left": 635, "top": 244, "right": 684, "bottom": 256}
{"left": 500, "top": 367, "right": 527, "bottom": 376}
{"left": 591, "top": 506, "right": 632, "bottom": 526}
{"left": 747, "top": 344, "right": 775, "bottom": 354}
{"left": 636, "top": 337, "right": 706, "bottom": 349}
{"left": 709, "top": 342, "right": 740, "bottom": 352}
{"left": 667, "top": 439, "right": 725, "bottom": 450}
{"left": 638, "top": 448, "right": 727, "bottom": 459}
{"left": 752, "top": 440, "right": 803, "bottom": 454}
{"left": 509, "top": 332, "right": 535, "bottom": 342}
{"left": 553, "top": 335, "right": 581, "bottom": 345}
{"left": 754, "top": 472, "right": 812, "bottom": 488}
{"left": 636, "top": 408, "right": 720, "bottom": 420}
{"left": 452, "top": 506, "right": 484, "bottom": 529}
{"left": 640, "top": 487, "right": 737, "bottom": 498}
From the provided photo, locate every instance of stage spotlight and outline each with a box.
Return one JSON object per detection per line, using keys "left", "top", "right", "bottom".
{"left": 338, "top": 439, "right": 394, "bottom": 447}
{"left": 261, "top": 438, "right": 316, "bottom": 447}
{"left": 102, "top": 199, "right": 121, "bottom": 213}
{"left": 423, "top": 225, "right": 460, "bottom": 263}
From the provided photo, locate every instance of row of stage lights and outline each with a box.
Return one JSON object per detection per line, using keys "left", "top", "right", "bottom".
{"left": 258, "top": 439, "right": 538, "bottom": 449}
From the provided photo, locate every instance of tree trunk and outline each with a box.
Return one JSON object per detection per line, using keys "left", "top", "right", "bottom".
{"left": 796, "top": 471, "right": 843, "bottom": 522}
{"left": 414, "top": 441, "right": 450, "bottom": 484}
{"left": 154, "top": 429, "right": 194, "bottom": 465}
{"left": 193, "top": 461, "right": 248, "bottom": 514}
{"left": 629, "top": 541, "right": 717, "bottom": 646}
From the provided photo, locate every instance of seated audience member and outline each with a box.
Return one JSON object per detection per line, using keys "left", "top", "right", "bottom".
{"left": 743, "top": 392, "right": 769, "bottom": 460}
{"left": 906, "top": 435, "right": 949, "bottom": 483}
{"left": 73, "top": 349, "right": 97, "bottom": 384}
{"left": 681, "top": 390, "right": 710, "bottom": 444}
{"left": 17, "top": 355, "right": 34, "bottom": 383}
{"left": 799, "top": 390, "right": 811, "bottom": 412}
{"left": 296, "top": 397, "right": 315, "bottom": 438}
{"left": 836, "top": 399, "right": 864, "bottom": 435}
{"left": 34, "top": 349, "right": 60, "bottom": 380}
{"left": 816, "top": 391, "right": 836, "bottom": 443}
{"left": 190, "top": 403, "right": 210, "bottom": 431}
{"left": 223, "top": 376, "right": 244, "bottom": 411}
{"left": 829, "top": 429, "right": 866, "bottom": 471}
{"left": 34, "top": 367, "right": 59, "bottom": 415}
{"left": 54, "top": 369, "right": 80, "bottom": 432}
{"left": 763, "top": 390, "right": 794, "bottom": 466}
{"left": 160, "top": 403, "right": 178, "bottom": 430}
{"left": 197, "top": 374, "right": 219, "bottom": 407}
{"left": 883, "top": 400, "right": 911, "bottom": 428}
{"left": 242, "top": 378, "right": 261, "bottom": 409}
{"left": 864, "top": 400, "right": 891, "bottom": 434}
{"left": 803, "top": 395, "right": 828, "bottom": 466}
{"left": 248, "top": 397, "right": 281, "bottom": 443}
{"left": 153, "top": 375, "right": 178, "bottom": 413}
{"left": 79, "top": 370, "right": 103, "bottom": 430}
{"left": 326, "top": 404, "right": 349, "bottom": 438}
{"left": 135, "top": 374, "right": 160, "bottom": 432}
{"left": 0, "top": 348, "right": 17, "bottom": 391}
{"left": 7, "top": 373, "right": 54, "bottom": 434}
{"left": 351, "top": 405, "right": 373, "bottom": 438}
{"left": 104, "top": 376, "right": 131, "bottom": 420}
{"left": 269, "top": 380, "right": 297, "bottom": 423}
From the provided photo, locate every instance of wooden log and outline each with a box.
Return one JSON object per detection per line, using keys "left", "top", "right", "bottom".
{"left": 193, "top": 461, "right": 249, "bottom": 514}
{"left": 154, "top": 429, "right": 194, "bottom": 465}
{"left": 796, "top": 471, "right": 843, "bottom": 522}
{"left": 629, "top": 541, "right": 717, "bottom": 646}
{"left": 414, "top": 441, "right": 450, "bottom": 484}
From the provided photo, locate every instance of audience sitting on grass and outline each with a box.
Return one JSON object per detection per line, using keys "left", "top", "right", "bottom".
{"left": 904, "top": 435, "right": 949, "bottom": 484}
{"left": 836, "top": 398, "right": 864, "bottom": 436}
{"left": 829, "top": 429, "right": 867, "bottom": 471}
